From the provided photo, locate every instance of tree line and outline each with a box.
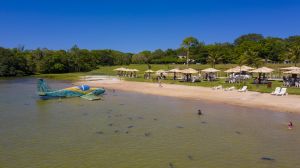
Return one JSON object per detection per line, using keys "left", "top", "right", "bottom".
{"left": 1, "top": 33, "right": 300, "bottom": 77}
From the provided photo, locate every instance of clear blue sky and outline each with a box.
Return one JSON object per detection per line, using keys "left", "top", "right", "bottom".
{"left": 1, "top": 0, "right": 300, "bottom": 53}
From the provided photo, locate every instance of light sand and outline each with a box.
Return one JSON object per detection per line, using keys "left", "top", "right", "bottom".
{"left": 76, "top": 79, "right": 300, "bottom": 113}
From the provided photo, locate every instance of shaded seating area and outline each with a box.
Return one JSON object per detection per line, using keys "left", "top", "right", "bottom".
{"left": 224, "top": 66, "right": 254, "bottom": 83}
{"left": 250, "top": 67, "right": 274, "bottom": 84}
{"left": 144, "top": 69, "right": 155, "bottom": 79}
{"left": 282, "top": 69, "right": 300, "bottom": 87}
{"left": 114, "top": 68, "right": 139, "bottom": 78}
{"left": 180, "top": 68, "right": 199, "bottom": 82}
{"left": 168, "top": 68, "right": 182, "bottom": 80}
{"left": 156, "top": 69, "right": 167, "bottom": 80}
{"left": 201, "top": 68, "right": 220, "bottom": 81}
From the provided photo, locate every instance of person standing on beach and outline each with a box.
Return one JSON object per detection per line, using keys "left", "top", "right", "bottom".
{"left": 158, "top": 77, "right": 163, "bottom": 87}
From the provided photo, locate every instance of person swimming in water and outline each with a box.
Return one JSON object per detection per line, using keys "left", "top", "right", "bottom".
{"left": 288, "top": 121, "right": 293, "bottom": 129}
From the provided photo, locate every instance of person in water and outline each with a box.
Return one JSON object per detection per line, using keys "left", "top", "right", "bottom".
{"left": 288, "top": 121, "right": 293, "bottom": 129}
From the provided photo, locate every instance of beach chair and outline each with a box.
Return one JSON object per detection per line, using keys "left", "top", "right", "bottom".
{"left": 238, "top": 86, "right": 247, "bottom": 92}
{"left": 212, "top": 85, "right": 222, "bottom": 90}
{"left": 276, "top": 88, "right": 288, "bottom": 96}
{"left": 225, "top": 86, "right": 235, "bottom": 91}
{"left": 271, "top": 87, "right": 281, "bottom": 95}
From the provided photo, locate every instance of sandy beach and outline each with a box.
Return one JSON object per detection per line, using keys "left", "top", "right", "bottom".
{"left": 76, "top": 79, "right": 300, "bottom": 113}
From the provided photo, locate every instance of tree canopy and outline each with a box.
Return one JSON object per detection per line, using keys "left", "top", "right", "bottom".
{"left": 1, "top": 33, "right": 300, "bottom": 76}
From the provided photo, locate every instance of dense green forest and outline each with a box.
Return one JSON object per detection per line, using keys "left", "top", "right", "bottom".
{"left": 1, "top": 33, "right": 300, "bottom": 77}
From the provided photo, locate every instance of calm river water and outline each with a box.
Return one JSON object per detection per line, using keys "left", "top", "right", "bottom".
{"left": 0, "top": 78, "right": 299, "bottom": 168}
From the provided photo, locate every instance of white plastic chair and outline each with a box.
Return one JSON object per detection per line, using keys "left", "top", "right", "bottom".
{"left": 238, "top": 86, "right": 247, "bottom": 92}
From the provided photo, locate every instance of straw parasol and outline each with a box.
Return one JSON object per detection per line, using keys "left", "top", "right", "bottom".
{"left": 283, "top": 69, "right": 300, "bottom": 74}
{"left": 280, "top": 66, "right": 300, "bottom": 71}
{"left": 224, "top": 67, "right": 240, "bottom": 73}
{"left": 181, "top": 68, "right": 198, "bottom": 74}
{"left": 168, "top": 68, "right": 182, "bottom": 80}
{"left": 168, "top": 68, "right": 182, "bottom": 73}
{"left": 130, "top": 69, "right": 139, "bottom": 72}
{"left": 250, "top": 67, "right": 274, "bottom": 73}
{"left": 201, "top": 68, "right": 220, "bottom": 73}
{"left": 113, "top": 67, "right": 127, "bottom": 71}
{"left": 156, "top": 69, "right": 166, "bottom": 74}
{"left": 240, "top": 65, "right": 255, "bottom": 71}
{"left": 250, "top": 67, "right": 274, "bottom": 84}
{"left": 145, "top": 69, "right": 155, "bottom": 73}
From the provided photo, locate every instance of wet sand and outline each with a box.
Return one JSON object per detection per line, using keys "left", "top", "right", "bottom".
{"left": 76, "top": 80, "right": 300, "bottom": 113}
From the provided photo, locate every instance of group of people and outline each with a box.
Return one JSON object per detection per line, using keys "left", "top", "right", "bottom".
{"left": 283, "top": 76, "right": 300, "bottom": 87}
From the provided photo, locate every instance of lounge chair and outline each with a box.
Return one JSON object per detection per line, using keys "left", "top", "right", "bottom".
{"left": 225, "top": 86, "right": 235, "bottom": 91}
{"left": 271, "top": 87, "right": 281, "bottom": 95}
{"left": 212, "top": 85, "right": 222, "bottom": 90}
{"left": 238, "top": 86, "right": 247, "bottom": 92}
{"left": 276, "top": 88, "right": 288, "bottom": 96}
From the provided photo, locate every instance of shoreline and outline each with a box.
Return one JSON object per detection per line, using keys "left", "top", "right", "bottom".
{"left": 75, "top": 79, "right": 300, "bottom": 113}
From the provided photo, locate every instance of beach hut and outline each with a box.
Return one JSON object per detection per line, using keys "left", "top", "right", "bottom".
{"left": 168, "top": 68, "right": 182, "bottom": 80}
{"left": 250, "top": 67, "right": 274, "bottom": 84}
{"left": 201, "top": 68, "right": 220, "bottom": 81}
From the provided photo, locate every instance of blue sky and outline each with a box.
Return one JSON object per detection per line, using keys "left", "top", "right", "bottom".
{"left": 1, "top": 0, "right": 300, "bottom": 53}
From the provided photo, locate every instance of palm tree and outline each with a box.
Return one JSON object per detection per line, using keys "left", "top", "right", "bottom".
{"left": 181, "top": 37, "right": 199, "bottom": 67}
{"left": 240, "top": 50, "right": 262, "bottom": 68}
{"left": 207, "top": 50, "right": 223, "bottom": 68}
{"left": 286, "top": 45, "right": 300, "bottom": 66}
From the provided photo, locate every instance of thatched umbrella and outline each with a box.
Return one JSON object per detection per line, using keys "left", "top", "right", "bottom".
{"left": 250, "top": 67, "right": 274, "bottom": 84}
{"left": 145, "top": 69, "right": 155, "bottom": 79}
{"left": 201, "top": 68, "right": 220, "bottom": 73}
{"left": 224, "top": 67, "right": 240, "bottom": 73}
{"left": 181, "top": 68, "right": 198, "bottom": 81}
{"left": 145, "top": 69, "right": 155, "bottom": 73}
{"left": 168, "top": 68, "right": 182, "bottom": 80}
{"left": 280, "top": 66, "right": 300, "bottom": 71}
{"left": 280, "top": 67, "right": 300, "bottom": 78}
{"left": 201, "top": 68, "right": 220, "bottom": 80}
{"left": 283, "top": 69, "right": 300, "bottom": 74}
{"left": 114, "top": 67, "right": 127, "bottom": 76}
{"left": 250, "top": 67, "right": 274, "bottom": 73}
{"left": 129, "top": 69, "right": 139, "bottom": 77}
{"left": 240, "top": 65, "right": 255, "bottom": 71}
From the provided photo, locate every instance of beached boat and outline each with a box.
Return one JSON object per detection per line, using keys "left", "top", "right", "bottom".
{"left": 37, "top": 79, "right": 105, "bottom": 100}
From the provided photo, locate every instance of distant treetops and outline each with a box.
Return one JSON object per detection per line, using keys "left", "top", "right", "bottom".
{"left": 1, "top": 33, "right": 300, "bottom": 77}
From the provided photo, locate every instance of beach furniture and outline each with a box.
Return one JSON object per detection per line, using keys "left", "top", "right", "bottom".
{"left": 238, "top": 86, "right": 247, "bottom": 92}
{"left": 271, "top": 87, "right": 281, "bottom": 95}
{"left": 212, "top": 85, "right": 222, "bottom": 90}
{"left": 276, "top": 88, "right": 288, "bottom": 96}
{"left": 225, "top": 86, "right": 235, "bottom": 91}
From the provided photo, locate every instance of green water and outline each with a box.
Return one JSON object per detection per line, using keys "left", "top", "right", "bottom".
{"left": 0, "top": 78, "right": 299, "bottom": 168}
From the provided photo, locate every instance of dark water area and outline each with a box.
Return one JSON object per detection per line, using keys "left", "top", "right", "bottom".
{"left": 0, "top": 78, "right": 299, "bottom": 168}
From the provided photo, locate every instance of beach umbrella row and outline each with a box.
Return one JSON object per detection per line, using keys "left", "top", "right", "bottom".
{"left": 115, "top": 65, "right": 300, "bottom": 76}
